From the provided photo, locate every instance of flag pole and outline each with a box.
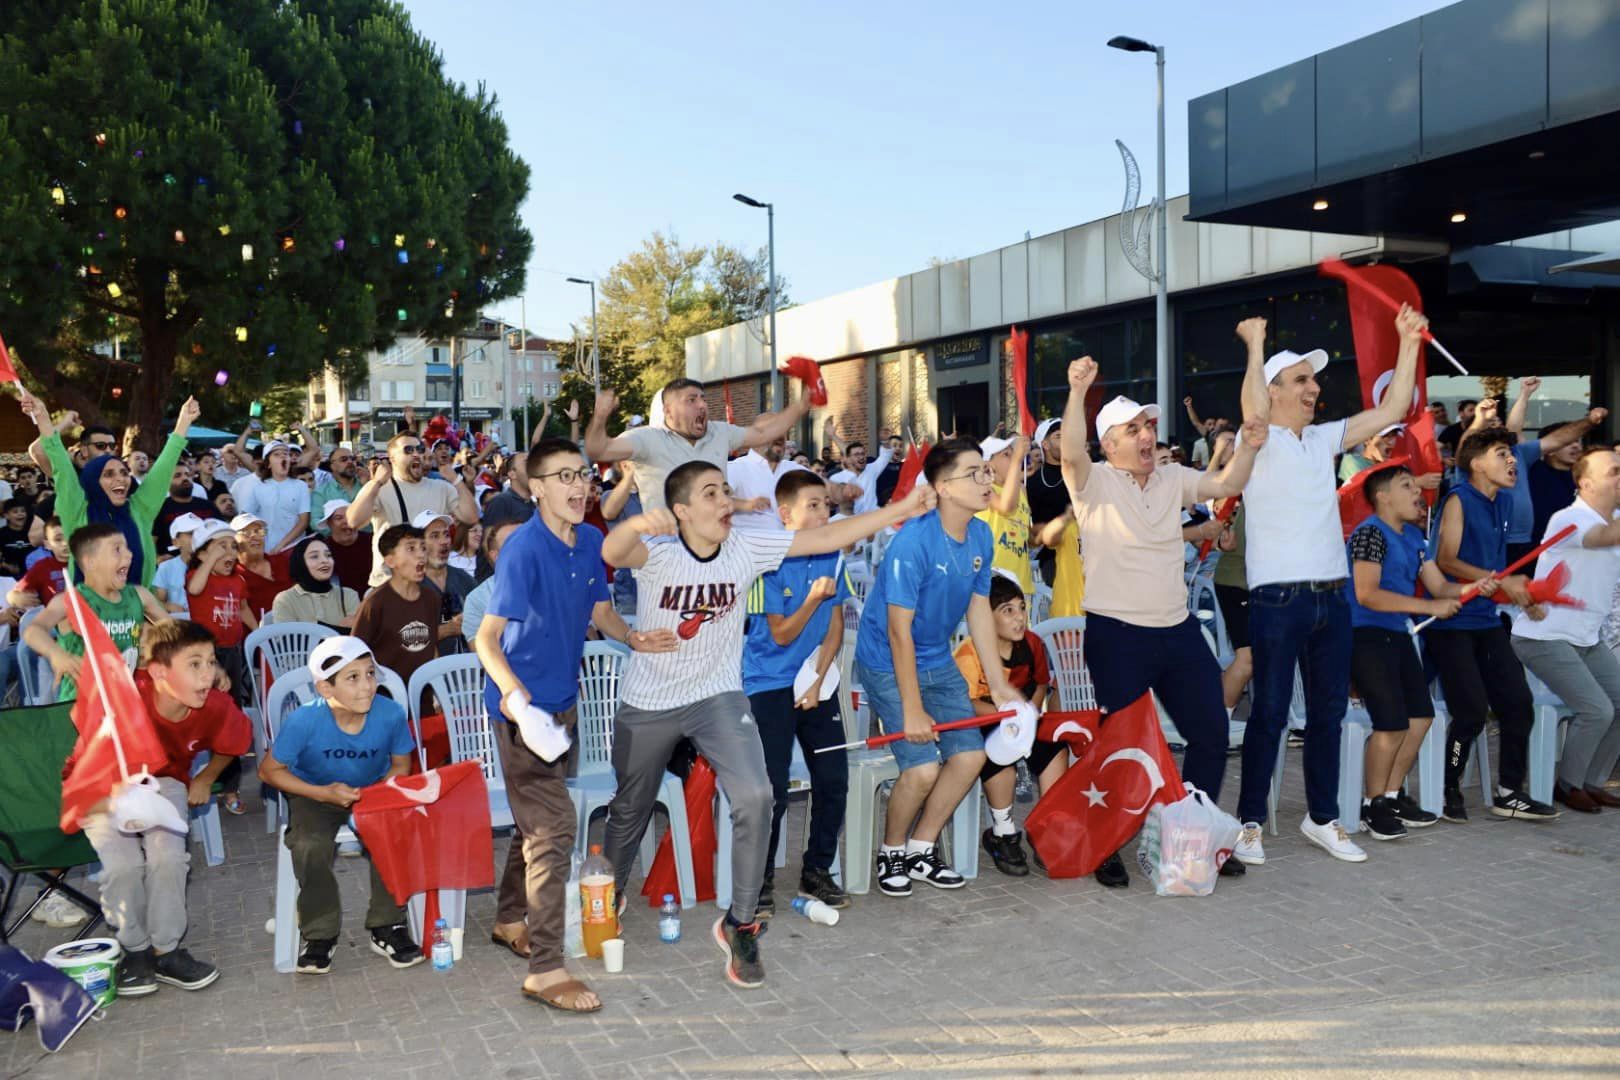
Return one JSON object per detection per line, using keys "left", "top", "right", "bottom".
{"left": 1410, "top": 523, "right": 1576, "bottom": 635}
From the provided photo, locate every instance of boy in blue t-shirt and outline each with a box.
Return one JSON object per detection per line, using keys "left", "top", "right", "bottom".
{"left": 854, "top": 439, "right": 1019, "bottom": 898}
{"left": 742, "top": 471, "right": 854, "bottom": 917}
{"left": 259, "top": 636, "right": 421, "bottom": 975}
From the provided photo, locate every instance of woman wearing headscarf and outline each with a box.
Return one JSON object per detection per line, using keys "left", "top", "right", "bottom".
{"left": 19, "top": 390, "right": 201, "bottom": 587}
{"left": 271, "top": 536, "right": 360, "bottom": 631}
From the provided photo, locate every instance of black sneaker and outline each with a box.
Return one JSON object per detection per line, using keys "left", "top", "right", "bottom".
{"left": 154, "top": 948, "right": 219, "bottom": 990}
{"left": 369, "top": 924, "right": 426, "bottom": 969}
{"left": 876, "top": 849, "right": 912, "bottom": 897}
{"left": 1362, "top": 796, "right": 1407, "bottom": 841}
{"left": 798, "top": 867, "right": 850, "bottom": 910}
{"left": 755, "top": 876, "right": 775, "bottom": 921}
{"left": 297, "top": 938, "right": 337, "bottom": 975}
{"left": 1094, "top": 851, "right": 1130, "bottom": 888}
{"left": 1491, "top": 789, "right": 1560, "bottom": 821}
{"left": 982, "top": 828, "right": 1030, "bottom": 877}
{"left": 905, "top": 845, "right": 965, "bottom": 889}
{"left": 1393, "top": 789, "right": 1438, "bottom": 828}
{"left": 116, "top": 946, "right": 158, "bottom": 997}
{"left": 713, "top": 914, "right": 765, "bottom": 988}
{"left": 1442, "top": 788, "right": 1468, "bottom": 823}
{"left": 1218, "top": 855, "right": 1246, "bottom": 877}
{"left": 1286, "top": 729, "right": 1306, "bottom": 748}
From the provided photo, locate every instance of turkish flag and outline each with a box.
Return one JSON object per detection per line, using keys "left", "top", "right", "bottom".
{"left": 1024, "top": 693, "right": 1183, "bottom": 878}
{"left": 888, "top": 441, "right": 931, "bottom": 506}
{"left": 1036, "top": 709, "right": 1100, "bottom": 751}
{"left": 351, "top": 761, "right": 495, "bottom": 905}
{"left": 641, "top": 755, "right": 718, "bottom": 906}
{"left": 1009, "top": 326, "right": 1036, "bottom": 437}
{"left": 1321, "top": 260, "right": 1428, "bottom": 421}
{"left": 0, "top": 328, "right": 18, "bottom": 383}
{"left": 59, "top": 587, "right": 171, "bottom": 832}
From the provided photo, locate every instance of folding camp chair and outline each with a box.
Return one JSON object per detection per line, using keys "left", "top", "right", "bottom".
{"left": 0, "top": 702, "right": 103, "bottom": 942}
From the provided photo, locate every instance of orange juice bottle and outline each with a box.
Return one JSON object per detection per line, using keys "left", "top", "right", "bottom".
{"left": 580, "top": 844, "right": 618, "bottom": 959}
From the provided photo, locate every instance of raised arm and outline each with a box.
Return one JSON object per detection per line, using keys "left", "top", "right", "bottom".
{"left": 345, "top": 458, "right": 390, "bottom": 530}
{"left": 739, "top": 395, "right": 813, "bottom": 452}
{"left": 786, "top": 484, "right": 936, "bottom": 558}
{"left": 1507, "top": 377, "right": 1540, "bottom": 435}
{"left": 601, "top": 464, "right": 636, "bottom": 522}
{"left": 294, "top": 423, "right": 323, "bottom": 470}
{"left": 1058, "top": 357, "right": 1097, "bottom": 500}
{"left": 1237, "top": 316, "right": 1270, "bottom": 424}
{"left": 1342, "top": 306, "right": 1426, "bottom": 450}
{"left": 1183, "top": 396, "right": 1204, "bottom": 433}
{"left": 601, "top": 508, "right": 677, "bottom": 570}
{"left": 1543, "top": 407, "right": 1608, "bottom": 455}
{"left": 989, "top": 436, "right": 1028, "bottom": 514}
{"left": 1196, "top": 418, "right": 1266, "bottom": 499}
{"left": 583, "top": 390, "right": 636, "bottom": 464}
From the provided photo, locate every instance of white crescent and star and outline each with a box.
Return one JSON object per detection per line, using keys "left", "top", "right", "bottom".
{"left": 1097, "top": 747, "right": 1167, "bottom": 815}
{"left": 1051, "top": 720, "right": 1093, "bottom": 745}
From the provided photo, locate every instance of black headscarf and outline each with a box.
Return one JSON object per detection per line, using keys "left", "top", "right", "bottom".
{"left": 289, "top": 535, "right": 334, "bottom": 595}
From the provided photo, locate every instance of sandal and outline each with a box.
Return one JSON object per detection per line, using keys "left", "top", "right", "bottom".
{"left": 222, "top": 794, "right": 245, "bottom": 816}
{"left": 490, "top": 927, "right": 531, "bottom": 958}
{"left": 522, "top": 978, "right": 601, "bottom": 1013}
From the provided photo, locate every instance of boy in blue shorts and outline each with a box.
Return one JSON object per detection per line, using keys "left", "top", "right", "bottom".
{"left": 258, "top": 636, "right": 421, "bottom": 975}
{"left": 743, "top": 470, "right": 853, "bottom": 918}
{"left": 854, "top": 439, "right": 1020, "bottom": 897}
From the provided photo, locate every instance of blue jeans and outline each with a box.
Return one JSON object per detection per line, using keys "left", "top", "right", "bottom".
{"left": 856, "top": 661, "right": 982, "bottom": 773}
{"left": 1238, "top": 583, "right": 1351, "bottom": 825}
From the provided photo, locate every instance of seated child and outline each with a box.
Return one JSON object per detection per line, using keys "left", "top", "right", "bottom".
{"left": 258, "top": 636, "right": 422, "bottom": 974}
{"left": 77, "top": 618, "right": 251, "bottom": 996}
{"left": 955, "top": 573, "right": 1059, "bottom": 876}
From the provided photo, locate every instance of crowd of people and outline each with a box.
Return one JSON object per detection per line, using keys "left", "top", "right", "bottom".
{"left": 14, "top": 305, "right": 1620, "bottom": 1013}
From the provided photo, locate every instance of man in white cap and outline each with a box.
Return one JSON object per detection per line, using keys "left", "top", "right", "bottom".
{"left": 1231, "top": 309, "right": 1426, "bottom": 866}
{"left": 318, "top": 499, "right": 373, "bottom": 594}
{"left": 234, "top": 440, "right": 311, "bottom": 556}
{"left": 1338, "top": 423, "right": 1403, "bottom": 483}
{"left": 347, "top": 430, "right": 477, "bottom": 588}
{"left": 1060, "top": 358, "right": 1266, "bottom": 887}
{"left": 975, "top": 431, "right": 1033, "bottom": 597}
{"left": 152, "top": 512, "right": 206, "bottom": 613}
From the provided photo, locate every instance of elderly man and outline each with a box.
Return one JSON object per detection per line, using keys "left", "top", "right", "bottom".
{"left": 347, "top": 430, "right": 478, "bottom": 587}
{"left": 1061, "top": 360, "right": 1265, "bottom": 888}
{"left": 1233, "top": 309, "right": 1427, "bottom": 867}
{"left": 584, "top": 378, "right": 810, "bottom": 513}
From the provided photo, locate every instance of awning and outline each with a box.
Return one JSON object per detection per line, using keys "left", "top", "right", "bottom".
{"left": 1549, "top": 250, "right": 1620, "bottom": 276}
{"left": 1449, "top": 246, "right": 1620, "bottom": 293}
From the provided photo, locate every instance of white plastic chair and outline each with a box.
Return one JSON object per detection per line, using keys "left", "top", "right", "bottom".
{"left": 189, "top": 754, "right": 226, "bottom": 867}
{"left": 16, "top": 607, "right": 52, "bottom": 706}
{"left": 570, "top": 641, "right": 696, "bottom": 909}
{"left": 408, "top": 655, "right": 511, "bottom": 828}
{"left": 1524, "top": 670, "right": 1568, "bottom": 806}
{"left": 246, "top": 623, "right": 337, "bottom": 832}
{"left": 1031, "top": 617, "right": 1090, "bottom": 712}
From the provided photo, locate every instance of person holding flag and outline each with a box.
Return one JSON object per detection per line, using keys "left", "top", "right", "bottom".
{"left": 975, "top": 432, "right": 1034, "bottom": 598}
{"left": 1233, "top": 308, "right": 1427, "bottom": 867}
{"left": 1058, "top": 356, "right": 1265, "bottom": 887}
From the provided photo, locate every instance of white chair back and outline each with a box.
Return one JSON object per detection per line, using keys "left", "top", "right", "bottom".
{"left": 1032, "top": 616, "right": 1094, "bottom": 712}
{"left": 245, "top": 622, "right": 337, "bottom": 721}
{"left": 263, "top": 668, "right": 317, "bottom": 744}
{"left": 836, "top": 636, "right": 862, "bottom": 744}
{"left": 409, "top": 654, "right": 501, "bottom": 787}
{"left": 17, "top": 606, "right": 51, "bottom": 706}
{"left": 577, "top": 641, "right": 629, "bottom": 775}
{"left": 375, "top": 663, "right": 408, "bottom": 712}
{"left": 949, "top": 620, "right": 970, "bottom": 654}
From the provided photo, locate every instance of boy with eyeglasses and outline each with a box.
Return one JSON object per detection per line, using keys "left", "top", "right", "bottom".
{"left": 346, "top": 431, "right": 478, "bottom": 587}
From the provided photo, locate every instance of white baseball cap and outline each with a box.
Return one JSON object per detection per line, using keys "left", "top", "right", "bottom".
{"left": 263, "top": 440, "right": 292, "bottom": 457}
{"left": 190, "top": 519, "right": 234, "bottom": 550}
{"left": 319, "top": 498, "right": 351, "bottom": 524}
{"left": 168, "top": 512, "right": 205, "bottom": 541}
{"left": 1376, "top": 423, "right": 1404, "bottom": 437}
{"left": 229, "top": 512, "right": 266, "bottom": 532}
{"left": 307, "top": 636, "right": 375, "bottom": 684}
{"left": 1033, "top": 418, "right": 1062, "bottom": 445}
{"left": 410, "top": 508, "right": 453, "bottom": 530}
{"left": 1094, "top": 396, "right": 1162, "bottom": 440}
{"left": 1262, "top": 348, "right": 1329, "bottom": 385}
{"left": 979, "top": 435, "right": 1017, "bottom": 459}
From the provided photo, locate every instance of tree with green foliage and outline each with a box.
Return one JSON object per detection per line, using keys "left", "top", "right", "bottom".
{"left": 0, "top": 0, "right": 531, "bottom": 449}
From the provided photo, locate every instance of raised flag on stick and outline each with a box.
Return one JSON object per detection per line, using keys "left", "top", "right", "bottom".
{"left": 1320, "top": 258, "right": 1468, "bottom": 376}
{"left": 1410, "top": 523, "right": 1577, "bottom": 634}
{"left": 815, "top": 710, "right": 1015, "bottom": 754}
{"left": 1009, "top": 326, "right": 1036, "bottom": 437}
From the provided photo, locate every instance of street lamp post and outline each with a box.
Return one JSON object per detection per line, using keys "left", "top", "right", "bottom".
{"left": 566, "top": 277, "right": 600, "bottom": 396}
{"left": 1108, "top": 35, "right": 1170, "bottom": 435}
{"left": 733, "top": 193, "right": 779, "bottom": 409}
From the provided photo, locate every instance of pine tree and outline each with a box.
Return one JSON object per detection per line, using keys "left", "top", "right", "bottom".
{"left": 0, "top": 0, "right": 531, "bottom": 447}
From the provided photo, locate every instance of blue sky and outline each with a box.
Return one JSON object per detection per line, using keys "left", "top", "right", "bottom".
{"left": 402, "top": 0, "right": 1450, "bottom": 339}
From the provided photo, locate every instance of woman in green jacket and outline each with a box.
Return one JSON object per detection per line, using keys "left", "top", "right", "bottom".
{"left": 18, "top": 389, "right": 202, "bottom": 587}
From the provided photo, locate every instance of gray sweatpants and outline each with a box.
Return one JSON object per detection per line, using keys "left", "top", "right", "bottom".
{"left": 604, "top": 692, "right": 773, "bottom": 923}
{"left": 81, "top": 776, "right": 191, "bottom": 954}
{"left": 1511, "top": 635, "right": 1620, "bottom": 790}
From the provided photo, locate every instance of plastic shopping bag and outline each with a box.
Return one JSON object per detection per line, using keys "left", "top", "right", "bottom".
{"left": 1135, "top": 783, "right": 1242, "bottom": 897}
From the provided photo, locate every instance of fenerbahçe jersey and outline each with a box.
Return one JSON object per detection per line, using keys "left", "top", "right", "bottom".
{"left": 619, "top": 529, "right": 795, "bottom": 710}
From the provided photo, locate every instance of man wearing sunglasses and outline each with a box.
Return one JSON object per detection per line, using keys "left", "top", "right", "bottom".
{"left": 347, "top": 430, "right": 478, "bottom": 588}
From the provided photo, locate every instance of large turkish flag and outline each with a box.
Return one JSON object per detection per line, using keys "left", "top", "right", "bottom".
{"left": 1024, "top": 693, "right": 1182, "bottom": 878}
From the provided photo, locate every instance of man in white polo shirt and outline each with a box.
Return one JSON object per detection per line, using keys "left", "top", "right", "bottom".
{"left": 1060, "top": 357, "right": 1266, "bottom": 887}
{"left": 1232, "top": 308, "right": 1427, "bottom": 865}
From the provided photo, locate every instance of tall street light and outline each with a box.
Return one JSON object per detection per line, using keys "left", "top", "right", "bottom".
{"left": 733, "top": 192, "right": 779, "bottom": 408}
{"left": 566, "top": 277, "right": 601, "bottom": 396}
{"left": 1108, "top": 34, "right": 1170, "bottom": 434}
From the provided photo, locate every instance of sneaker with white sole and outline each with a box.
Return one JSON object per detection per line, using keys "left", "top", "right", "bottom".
{"left": 876, "top": 849, "right": 912, "bottom": 896}
{"left": 1300, "top": 817, "right": 1368, "bottom": 862}
{"left": 1233, "top": 822, "right": 1266, "bottom": 866}
{"left": 34, "top": 891, "right": 88, "bottom": 928}
{"left": 905, "top": 845, "right": 965, "bottom": 889}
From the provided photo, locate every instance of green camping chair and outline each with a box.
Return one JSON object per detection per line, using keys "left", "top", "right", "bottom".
{"left": 0, "top": 702, "right": 103, "bottom": 942}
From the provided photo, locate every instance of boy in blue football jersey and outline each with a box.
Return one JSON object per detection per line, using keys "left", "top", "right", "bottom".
{"left": 743, "top": 471, "right": 853, "bottom": 918}
{"left": 854, "top": 440, "right": 1020, "bottom": 897}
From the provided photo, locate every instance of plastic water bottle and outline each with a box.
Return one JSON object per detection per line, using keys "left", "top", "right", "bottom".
{"left": 791, "top": 897, "right": 839, "bottom": 926}
{"left": 564, "top": 851, "right": 585, "bottom": 959}
{"left": 431, "top": 918, "right": 454, "bottom": 971}
{"left": 658, "top": 894, "right": 681, "bottom": 943}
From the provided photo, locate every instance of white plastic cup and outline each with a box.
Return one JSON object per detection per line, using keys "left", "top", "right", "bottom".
{"left": 601, "top": 937, "right": 625, "bottom": 973}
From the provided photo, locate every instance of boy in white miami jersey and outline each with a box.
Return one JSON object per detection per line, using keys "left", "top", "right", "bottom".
{"left": 602, "top": 459, "right": 934, "bottom": 989}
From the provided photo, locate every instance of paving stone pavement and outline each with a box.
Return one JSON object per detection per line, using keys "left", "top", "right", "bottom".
{"left": 5, "top": 747, "right": 1618, "bottom": 1079}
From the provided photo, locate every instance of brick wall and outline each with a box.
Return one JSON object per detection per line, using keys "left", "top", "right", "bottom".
{"left": 816, "top": 357, "right": 870, "bottom": 452}
{"left": 703, "top": 379, "right": 763, "bottom": 429}
{"left": 911, "top": 353, "right": 936, "bottom": 439}
{"left": 878, "top": 357, "right": 905, "bottom": 437}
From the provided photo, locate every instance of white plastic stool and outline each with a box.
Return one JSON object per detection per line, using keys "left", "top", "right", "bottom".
{"left": 1338, "top": 707, "right": 1371, "bottom": 833}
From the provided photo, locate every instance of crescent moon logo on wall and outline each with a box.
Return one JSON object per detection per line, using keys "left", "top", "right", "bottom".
{"left": 1098, "top": 747, "right": 1166, "bottom": 815}
{"left": 1051, "top": 720, "right": 1093, "bottom": 745}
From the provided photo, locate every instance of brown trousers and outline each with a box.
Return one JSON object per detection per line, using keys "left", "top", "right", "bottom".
{"left": 492, "top": 707, "right": 578, "bottom": 976}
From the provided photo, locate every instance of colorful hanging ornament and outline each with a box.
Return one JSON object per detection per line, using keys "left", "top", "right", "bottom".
{"left": 113, "top": 205, "right": 128, "bottom": 220}
{"left": 162, "top": 173, "right": 176, "bottom": 185}
{"left": 266, "top": 344, "right": 277, "bottom": 357}
{"left": 394, "top": 233, "right": 405, "bottom": 247}
{"left": 93, "top": 132, "right": 106, "bottom": 147}
{"left": 50, "top": 186, "right": 65, "bottom": 205}
{"left": 333, "top": 237, "right": 346, "bottom": 251}
{"left": 396, "top": 308, "right": 407, "bottom": 321}
{"left": 218, "top": 224, "right": 231, "bottom": 236}
{"left": 396, "top": 250, "right": 408, "bottom": 264}
{"left": 281, "top": 236, "right": 295, "bottom": 252}
{"left": 106, "top": 283, "right": 122, "bottom": 298}
{"left": 235, "top": 326, "right": 248, "bottom": 342}
{"left": 241, "top": 244, "right": 254, "bottom": 261}
{"left": 173, "top": 230, "right": 186, "bottom": 244}
{"left": 214, "top": 369, "right": 229, "bottom": 386}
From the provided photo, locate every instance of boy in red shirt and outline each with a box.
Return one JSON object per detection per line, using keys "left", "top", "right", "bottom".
{"left": 8, "top": 516, "right": 69, "bottom": 609}
{"left": 75, "top": 618, "right": 252, "bottom": 997}
{"left": 187, "top": 519, "right": 259, "bottom": 814}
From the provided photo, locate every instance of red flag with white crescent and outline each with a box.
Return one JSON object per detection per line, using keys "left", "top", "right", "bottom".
{"left": 888, "top": 441, "right": 930, "bottom": 506}
{"left": 1024, "top": 693, "right": 1182, "bottom": 878}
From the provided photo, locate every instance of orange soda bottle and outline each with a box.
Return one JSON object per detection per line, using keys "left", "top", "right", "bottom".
{"left": 580, "top": 844, "right": 618, "bottom": 959}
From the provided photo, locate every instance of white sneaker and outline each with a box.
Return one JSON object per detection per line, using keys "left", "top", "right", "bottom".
{"left": 37, "top": 891, "right": 89, "bottom": 928}
{"left": 1300, "top": 817, "right": 1368, "bottom": 863}
{"left": 1234, "top": 823, "right": 1265, "bottom": 866}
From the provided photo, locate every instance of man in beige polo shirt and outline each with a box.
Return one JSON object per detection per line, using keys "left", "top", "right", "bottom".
{"left": 1059, "top": 356, "right": 1267, "bottom": 888}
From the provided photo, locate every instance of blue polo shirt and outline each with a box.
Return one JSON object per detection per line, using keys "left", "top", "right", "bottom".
{"left": 272, "top": 696, "right": 414, "bottom": 788}
{"left": 742, "top": 551, "right": 852, "bottom": 696}
{"left": 855, "top": 511, "right": 993, "bottom": 675}
{"left": 1346, "top": 514, "right": 1428, "bottom": 633}
{"left": 483, "top": 516, "right": 610, "bottom": 716}
{"left": 1505, "top": 440, "right": 1542, "bottom": 544}
{"left": 1428, "top": 480, "right": 1510, "bottom": 630}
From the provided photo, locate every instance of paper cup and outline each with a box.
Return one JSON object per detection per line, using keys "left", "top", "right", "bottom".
{"left": 601, "top": 938, "right": 625, "bottom": 973}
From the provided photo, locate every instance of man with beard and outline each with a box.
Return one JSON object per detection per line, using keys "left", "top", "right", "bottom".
{"left": 1233, "top": 309, "right": 1425, "bottom": 867}
{"left": 726, "top": 436, "right": 856, "bottom": 531}
{"left": 313, "top": 446, "right": 365, "bottom": 534}
{"left": 826, "top": 423, "right": 895, "bottom": 515}
{"left": 585, "top": 378, "right": 810, "bottom": 513}
{"left": 1025, "top": 419, "right": 1070, "bottom": 587}
{"left": 153, "top": 463, "right": 217, "bottom": 547}
{"left": 413, "top": 509, "right": 475, "bottom": 656}
{"left": 347, "top": 430, "right": 477, "bottom": 587}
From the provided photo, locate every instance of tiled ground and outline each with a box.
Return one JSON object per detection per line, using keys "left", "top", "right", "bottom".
{"left": 6, "top": 744, "right": 1618, "bottom": 1080}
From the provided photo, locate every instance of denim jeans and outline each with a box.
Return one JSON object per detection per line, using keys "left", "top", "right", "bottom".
{"left": 856, "top": 661, "right": 982, "bottom": 773}
{"left": 1238, "top": 583, "right": 1351, "bottom": 825}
